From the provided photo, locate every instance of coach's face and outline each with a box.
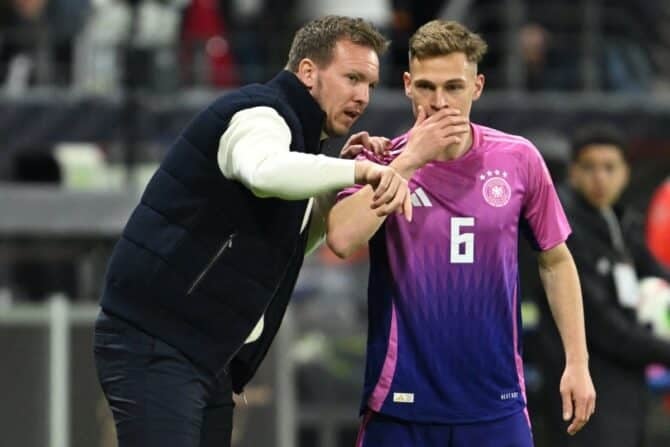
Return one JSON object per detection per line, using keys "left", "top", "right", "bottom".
{"left": 404, "top": 52, "right": 484, "bottom": 120}
{"left": 298, "top": 39, "right": 380, "bottom": 136}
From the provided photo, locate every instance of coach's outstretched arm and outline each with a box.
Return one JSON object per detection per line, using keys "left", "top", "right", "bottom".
{"left": 538, "top": 243, "right": 597, "bottom": 436}
{"left": 218, "top": 106, "right": 409, "bottom": 202}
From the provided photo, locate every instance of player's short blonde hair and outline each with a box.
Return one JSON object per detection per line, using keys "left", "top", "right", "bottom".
{"left": 409, "top": 20, "right": 488, "bottom": 64}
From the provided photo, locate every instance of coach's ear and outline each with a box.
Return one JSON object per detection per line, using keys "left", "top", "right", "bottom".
{"left": 296, "top": 58, "right": 318, "bottom": 90}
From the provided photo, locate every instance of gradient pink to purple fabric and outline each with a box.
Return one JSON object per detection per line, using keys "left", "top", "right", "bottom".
{"left": 338, "top": 123, "right": 570, "bottom": 424}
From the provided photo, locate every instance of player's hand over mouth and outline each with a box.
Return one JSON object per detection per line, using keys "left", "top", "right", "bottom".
{"left": 397, "top": 105, "right": 469, "bottom": 168}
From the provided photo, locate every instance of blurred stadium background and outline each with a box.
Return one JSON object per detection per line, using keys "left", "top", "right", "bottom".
{"left": 1, "top": 0, "right": 669, "bottom": 446}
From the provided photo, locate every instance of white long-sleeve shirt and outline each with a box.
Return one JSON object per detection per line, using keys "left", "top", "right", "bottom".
{"left": 218, "top": 106, "right": 355, "bottom": 199}
{"left": 217, "top": 106, "right": 356, "bottom": 343}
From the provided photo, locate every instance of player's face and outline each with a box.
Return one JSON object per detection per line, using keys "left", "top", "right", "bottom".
{"left": 299, "top": 39, "right": 380, "bottom": 137}
{"left": 403, "top": 52, "right": 484, "bottom": 120}
{"left": 570, "top": 145, "right": 629, "bottom": 209}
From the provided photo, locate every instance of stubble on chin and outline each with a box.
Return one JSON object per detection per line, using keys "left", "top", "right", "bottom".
{"left": 324, "top": 120, "right": 348, "bottom": 138}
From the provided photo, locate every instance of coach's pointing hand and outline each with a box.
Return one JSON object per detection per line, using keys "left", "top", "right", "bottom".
{"left": 354, "top": 161, "right": 412, "bottom": 221}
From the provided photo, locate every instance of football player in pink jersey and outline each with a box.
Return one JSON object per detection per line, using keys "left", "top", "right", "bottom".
{"left": 327, "top": 20, "right": 596, "bottom": 446}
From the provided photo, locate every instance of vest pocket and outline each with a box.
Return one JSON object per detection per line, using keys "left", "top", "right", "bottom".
{"left": 187, "top": 232, "right": 236, "bottom": 295}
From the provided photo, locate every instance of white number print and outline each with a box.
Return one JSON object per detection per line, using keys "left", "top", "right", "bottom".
{"left": 450, "top": 217, "right": 475, "bottom": 264}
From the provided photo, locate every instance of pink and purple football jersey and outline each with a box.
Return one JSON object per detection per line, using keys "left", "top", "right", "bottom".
{"left": 338, "top": 123, "right": 571, "bottom": 424}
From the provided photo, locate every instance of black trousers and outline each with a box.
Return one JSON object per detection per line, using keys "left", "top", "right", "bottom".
{"left": 94, "top": 311, "right": 234, "bottom": 447}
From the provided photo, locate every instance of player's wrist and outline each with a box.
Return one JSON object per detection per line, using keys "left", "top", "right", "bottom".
{"left": 565, "top": 352, "right": 590, "bottom": 367}
{"left": 354, "top": 160, "right": 372, "bottom": 184}
{"left": 390, "top": 154, "right": 420, "bottom": 179}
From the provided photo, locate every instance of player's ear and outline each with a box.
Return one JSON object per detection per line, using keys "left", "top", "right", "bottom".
{"left": 472, "top": 73, "right": 485, "bottom": 101}
{"left": 403, "top": 72, "right": 412, "bottom": 98}
{"left": 296, "top": 58, "right": 318, "bottom": 89}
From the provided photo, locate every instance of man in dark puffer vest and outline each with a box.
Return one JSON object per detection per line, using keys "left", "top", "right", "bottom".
{"left": 94, "top": 16, "right": 413, "bottom": 447}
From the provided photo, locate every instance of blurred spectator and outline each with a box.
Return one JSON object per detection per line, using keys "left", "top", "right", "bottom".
{"left": 517, "top": 1, "right": 584, "bottom": 91}
{"left": 599, "top": 0, "right": 656, "bottom": 92}
{"left": 1, "top": 0, "right": 49, "bottom": 90}
{"left": 74, "top": 0, "right": 185, "bottom": 93}
{"left": 0, "top": 0, "right": 89, "bottom": 90}
{"left": 465, "top": 0, "right": 582, "bottom": 91}
{"left": 532, "top": 124, "right": 670, "bottom": 447}
{"left": 646, "top": 3, "right": 670, "bottom": 91}
{"left": 470, "top": 0, "right": 662, "bottom": 92}
{"left": 521, "top": 0, "right": 657, "bottom": 92}
{"left": 181, "top": 0, "right": 238, "bottom": 87}
{"left": 518, "top": 23, "right": 548, "bottom": 90}
{"left": 387, "top": 0, "right": 447, "bottom": 87}
{"left": 218, "top": 0, "right": 265, "bottom": 83}
{"left": 71, "top": 0, "right": 130, "bottom": 93}
{"left": 220, "top": 0, "right": 300, "bottom": 84}
{"left": 647, "top": 178, "right": 670, "bottom": 270}
{"left": 517, "top": 22, "right": 581, "bottom": 91}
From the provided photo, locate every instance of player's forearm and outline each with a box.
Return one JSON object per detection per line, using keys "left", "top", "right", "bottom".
{"left": 539, "top": 246, "right": 590, "bottom": 366}
{"left": 327, "top": 186, "right": 387, "bottom": 258}
{"left": 304, "top": 192, "right": 336, "bottom": 256}
{"left": 326, "top": 154, "right": 418, "bottom": 258}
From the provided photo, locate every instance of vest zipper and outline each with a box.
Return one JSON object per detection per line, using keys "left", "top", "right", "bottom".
{"left": 218, "top": 207, "right": 306, "bottom": 383}
{"left": 222, "top": 234, "right": 298, "bottom": 388}
{"left": 187, "top": 232, "right": 236, "bottom": 295}
{"left": 220, "top": 236, "right": 302, "bottom": 383}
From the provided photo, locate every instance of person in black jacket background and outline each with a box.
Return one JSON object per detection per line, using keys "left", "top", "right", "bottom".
{"left": 531, "top": 124, "right": 670, "bottom": 447}
{"left": 93, "top": 15, "right": 414, "bottom": 447}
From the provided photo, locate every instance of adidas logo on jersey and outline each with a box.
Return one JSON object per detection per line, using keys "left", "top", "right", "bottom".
{"left": 410, "top": 187, "right": 432, "bottom": 207}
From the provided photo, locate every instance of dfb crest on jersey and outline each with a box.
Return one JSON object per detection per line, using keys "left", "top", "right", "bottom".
{"left": 480, "top": 170, "right": 511, "bottom": 207}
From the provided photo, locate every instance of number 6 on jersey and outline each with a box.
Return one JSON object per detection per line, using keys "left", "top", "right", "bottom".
{"left": 450, "top": 217, "right": 475, "bottom": 264}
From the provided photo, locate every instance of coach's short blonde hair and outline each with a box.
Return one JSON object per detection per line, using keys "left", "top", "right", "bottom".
{"left": 409, "top": 20, "right": 488, "bottom": 64}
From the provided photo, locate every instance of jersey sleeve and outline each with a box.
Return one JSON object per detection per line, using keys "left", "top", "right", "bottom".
{"left": 522, "top": 145, "right": 572, "bottom": 251}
